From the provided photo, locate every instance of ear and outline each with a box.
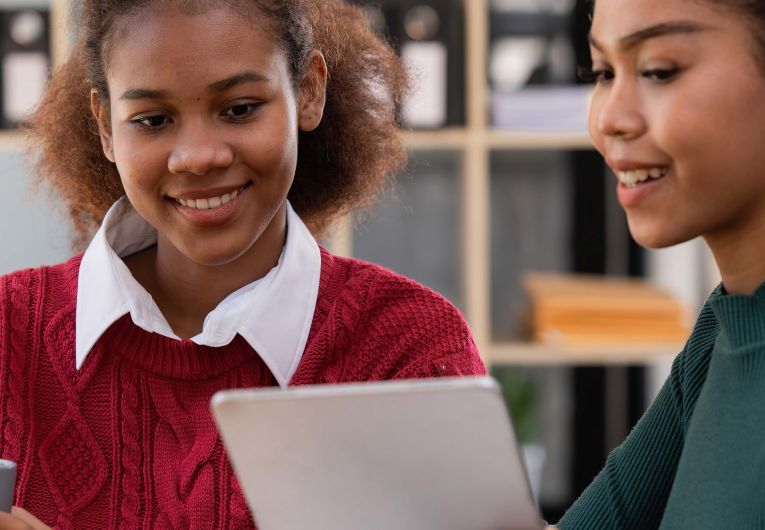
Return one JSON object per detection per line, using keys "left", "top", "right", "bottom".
{"left": 90, "top": 89, "right": 115, "bottom": 163}
{"left": 297, "top": 50, "right": 328, "bottom": 132}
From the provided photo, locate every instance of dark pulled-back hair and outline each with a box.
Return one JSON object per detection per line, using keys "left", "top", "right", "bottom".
{"left": 718, "top": 0, "right": 765, "bottom": 65}
{"left": 26, "top": 0, "right": 408, "bottom": 247}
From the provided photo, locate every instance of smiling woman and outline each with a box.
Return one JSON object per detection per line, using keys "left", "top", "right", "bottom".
{"left": 0, "top": 1, "right": 486, "bottom": 528}
{"left": 89, "top": 6, "right": 320, "bottom": 333}
{"left": 555, "top": 0, "right": 765, "bottom": 528}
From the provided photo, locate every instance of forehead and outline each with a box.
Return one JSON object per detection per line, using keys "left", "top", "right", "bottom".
{"left": 590, "top": 0, "right": 732, "bottom": 42}
{"left": 105, "top": 6, "right": 285, "bottom": 87}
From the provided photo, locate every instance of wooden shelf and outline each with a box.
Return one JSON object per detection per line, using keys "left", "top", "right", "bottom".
{"left": 400, "top": 128, "right": 469, "bottom": 150}
{"left": 0, "top": 130, "right": 24, "bottom": 151}
{"left": 487, "top": 129, "right": 592, "bottom": 150}
{"left": 400, "top": 128, "right": 593, "bottom": 151}
{"left": 488, "top": 341, "right": 680, "bottom": 366}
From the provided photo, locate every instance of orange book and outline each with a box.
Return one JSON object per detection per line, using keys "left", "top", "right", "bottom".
{"left": 523, "top": 272, "right": 690, "bottom": 347}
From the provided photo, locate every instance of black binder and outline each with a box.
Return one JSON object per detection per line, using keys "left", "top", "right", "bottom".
{"left": 0, "top": 8, "right": 50, "bottom": 129}
{"left": 350, "top": 0, "right": 465, "bottom": 127}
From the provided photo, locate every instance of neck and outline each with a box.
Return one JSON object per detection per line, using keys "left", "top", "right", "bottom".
{"left": 705, "top": 210, "right": 765, "bottom": 296}
{"left": 125, "top": 207, "right": 287, "bottom": 338}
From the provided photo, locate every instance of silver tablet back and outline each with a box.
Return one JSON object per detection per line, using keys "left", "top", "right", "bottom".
{"left": 211, "top": 376, "right": 544, "bottom": 530}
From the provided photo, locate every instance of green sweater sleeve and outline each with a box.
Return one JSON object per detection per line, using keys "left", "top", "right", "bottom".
{"left": 557, "top": 303, "right": 717, "bottom": 530}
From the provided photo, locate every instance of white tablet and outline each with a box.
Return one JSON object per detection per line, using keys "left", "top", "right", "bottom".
{"left": 211, "top": 376, "right": 545, "bottom": 530}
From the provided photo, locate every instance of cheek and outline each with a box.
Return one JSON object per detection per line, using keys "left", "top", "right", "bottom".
{"left": 248, "top": 109, "right": 299, "bottom": 175}
{"left": 586, "top": 93, "right": 607, "bottom": 157}
{"left": 112, "top": 135, "right": 169, "bottom": 194}
{"left": 115, "top": 159, "right": 158, "bottom": 197}
{"left": 654, "top": 89, "right": 745, "bottom": 177}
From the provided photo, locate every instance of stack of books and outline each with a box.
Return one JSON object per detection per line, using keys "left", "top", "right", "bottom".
{"left": 522, "top": 272, "right": 690, "bottom": 347}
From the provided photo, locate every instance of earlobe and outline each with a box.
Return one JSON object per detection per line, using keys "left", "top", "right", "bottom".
{"left": 298, "top": 50, "right": 328, "bottom": 132}
{"left": 90, "top": 89, "right": 115, "bottom": 163}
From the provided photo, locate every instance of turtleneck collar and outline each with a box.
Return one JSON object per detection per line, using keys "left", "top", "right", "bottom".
{"left": 708, "top": 281, "right": 765, "bottom": 352}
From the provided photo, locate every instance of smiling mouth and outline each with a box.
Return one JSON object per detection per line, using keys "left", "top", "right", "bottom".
{"left": 615, "top": 167, "right": 669, "bottom": 188}
{"left": 171, "top": 184, "right": 250, "bottom": 210}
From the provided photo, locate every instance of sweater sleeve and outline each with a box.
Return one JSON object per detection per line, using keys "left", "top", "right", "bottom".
{"left": 0, "top": 269, "right": 39, "bottom": 465}
{"left": 392, "top": 299, "right": 487, "bottom": 380}
{"left": 557, "top": 304, "right": 717, "bottom": 530}
{"left": 557, "top": 362, "right": 685, "bottom": 530}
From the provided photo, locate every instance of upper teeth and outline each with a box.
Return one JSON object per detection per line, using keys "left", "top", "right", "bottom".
{"left": 615, "top": 168, "right": 668, "bottom": 187}
{"left": 175, "top": 187, "right": 243, "bottom": 210}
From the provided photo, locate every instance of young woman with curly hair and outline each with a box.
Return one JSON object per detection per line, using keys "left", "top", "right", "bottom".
{"left": 0, "top": 0, "right": 485, "bottom": 527}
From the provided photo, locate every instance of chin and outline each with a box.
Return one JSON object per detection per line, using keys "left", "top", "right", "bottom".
{"left": 193, "top": 249, "right": 252, "bottom": 268}
{"left": 179, "top": 240, "right": 254, "bottom": 268}
{"left": 627, "top": 218, "right": 693, "bottom": 250}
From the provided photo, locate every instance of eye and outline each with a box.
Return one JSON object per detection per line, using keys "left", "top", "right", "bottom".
{"left": 641, "top": 68, "right": 679, "bottom": 82}
{"left": 130, "top": 114, "right": 171, "bottom": 129}
{"left": 578, "top": 65, "right": 614, "bottom": 84}
{"left": 222, "top": 102, "right": 262, "bottom": 121}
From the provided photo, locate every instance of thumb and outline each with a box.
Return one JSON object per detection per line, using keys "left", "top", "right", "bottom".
{"left": 9, "top": 508, "right": 49, "bottom": 530}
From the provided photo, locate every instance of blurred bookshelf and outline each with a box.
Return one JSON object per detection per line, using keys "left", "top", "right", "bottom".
{"left": 0, "top": 0, "right": 66, "bottom": 147}
{"left": 0, "top": 128, "right": 21, "bottom": 149}
{"left": 334, "top": 0, "right": 680, "bottom": 367}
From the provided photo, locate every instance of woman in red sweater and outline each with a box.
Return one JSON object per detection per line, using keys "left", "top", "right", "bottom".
{"left": 0, "top": 1, "right": 485, "bottom": 527}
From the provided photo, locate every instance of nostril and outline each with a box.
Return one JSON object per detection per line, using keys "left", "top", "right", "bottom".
{"left": 599, "top": 113, "right": 645, "bottom": 140}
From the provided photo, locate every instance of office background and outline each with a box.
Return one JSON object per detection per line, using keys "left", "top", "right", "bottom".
{"left": 0, "top": 0, "right": 720, "bottom": 521}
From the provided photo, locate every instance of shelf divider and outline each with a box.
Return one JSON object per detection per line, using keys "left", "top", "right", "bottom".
{"left": 489, "top": 341, "right": 681, "bottom": 366}
{"left": 51, "top": 0, "right": 70, "bottom": 68}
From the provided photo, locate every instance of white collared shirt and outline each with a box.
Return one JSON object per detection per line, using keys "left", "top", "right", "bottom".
{"left": 75, "top": 197, "right": 321, "bottom": 388}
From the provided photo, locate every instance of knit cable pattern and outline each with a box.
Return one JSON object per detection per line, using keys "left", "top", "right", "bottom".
{"left": 0, "top": 273, "right": 29, "bottom": 467}
{"left": 119, "top": 362, "right": 142, "bottom": 529}
{"left": 0, "top": 250, "right": 485, "bottom": 528}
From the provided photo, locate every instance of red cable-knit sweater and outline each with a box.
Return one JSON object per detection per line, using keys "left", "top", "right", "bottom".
{"left": 0, "top": 248, "right": 485, "bottom": 529}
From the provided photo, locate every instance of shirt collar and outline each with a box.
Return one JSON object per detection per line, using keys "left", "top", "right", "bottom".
{"left": 76, "top": 197, "right": 321, "bottom": 387}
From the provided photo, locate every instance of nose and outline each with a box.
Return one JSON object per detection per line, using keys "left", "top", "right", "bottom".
{"left": 167, "top": 124, "right": 234, "bottom": 175}
{"left": 592, "top": 79, "right": 647, "bottom": 141}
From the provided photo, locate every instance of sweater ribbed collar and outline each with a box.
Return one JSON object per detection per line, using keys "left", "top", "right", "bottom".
{"left": 708, "top": 281, "right": 765, "bottom": 352}
{"left": 75, "top": 198, "right": 321, "bottom": 387}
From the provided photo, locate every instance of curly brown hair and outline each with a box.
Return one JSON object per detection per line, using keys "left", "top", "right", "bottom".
{"left": 25, "top": 0, "right": 408, "bottom": 248}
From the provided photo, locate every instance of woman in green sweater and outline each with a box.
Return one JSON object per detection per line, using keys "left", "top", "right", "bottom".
{"left": 554, "top": 0, "right": 765, "bottom": 528}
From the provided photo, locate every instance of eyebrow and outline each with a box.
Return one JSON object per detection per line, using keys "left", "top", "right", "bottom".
{"left": 589, "top": 21, "right": 713, "bottom": 52}
{"left": 119, "top": 88, "right": 171, "bottom": 101}
{"left": 119, "top": 71, "right": 271, "bottom": 101}
{"left": 207, "top": 71, "right": 271, "bottom": 93}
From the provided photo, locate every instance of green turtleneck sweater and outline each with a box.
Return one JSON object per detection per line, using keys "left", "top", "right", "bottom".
{"left": 559, "top": 283, "right": 765, "bottom": 529}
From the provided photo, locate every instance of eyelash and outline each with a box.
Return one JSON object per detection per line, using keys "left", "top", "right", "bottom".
{"left": 221, "top": 102, "right": 263, "bottom": 121}
{"left": 129, "top": 102, "right": 264, "bottom": 131}
{"left": 130, "top": 114, "right": 170, "bottom": 130}
{"left": 578, "top": 66, "right": 612, "bottom": 83}
{"left": 641, "top": 68, "right": 679, "bottom": 81}
{"left": 578, "top": 65, "right": 680, "bottom": 84}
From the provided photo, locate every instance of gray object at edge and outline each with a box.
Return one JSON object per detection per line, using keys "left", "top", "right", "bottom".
{"left": 0, "top": 459, "right": 16, "bottom": 512}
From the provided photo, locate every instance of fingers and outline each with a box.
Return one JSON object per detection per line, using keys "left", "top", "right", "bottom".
{"left": 0, "top": 510, "right": 34, "bottom": 530}
{"left": 0, "top": 507, "right": 50, "bottom": 530}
